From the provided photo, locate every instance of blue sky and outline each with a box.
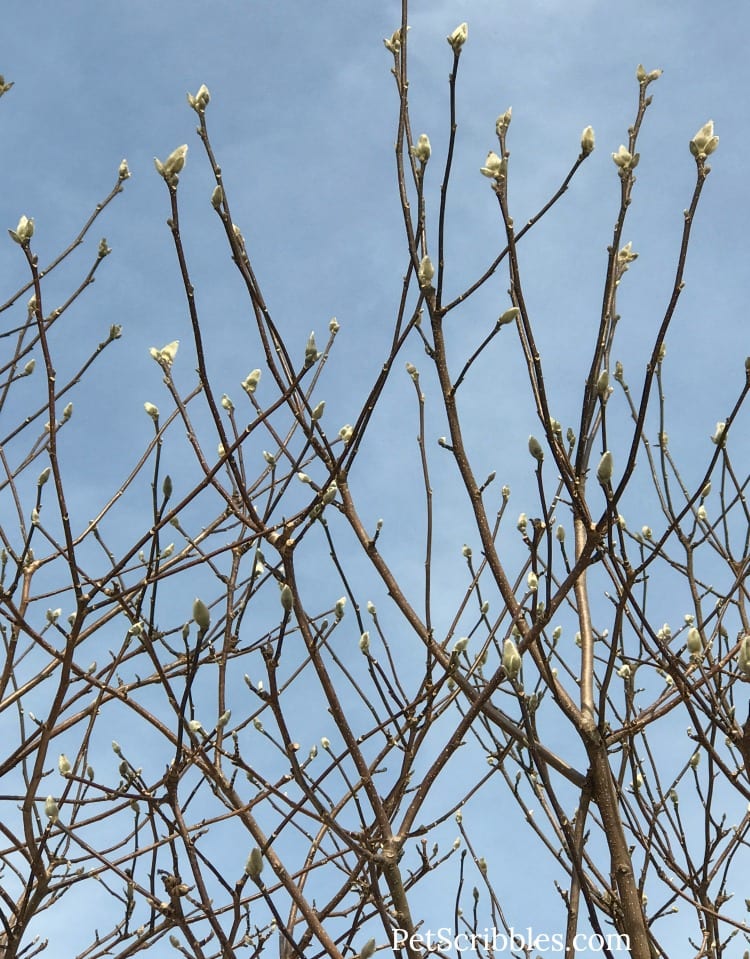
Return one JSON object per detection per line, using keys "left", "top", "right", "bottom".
{"left": 2, "top": 2, "right": 749, "bottom": 956}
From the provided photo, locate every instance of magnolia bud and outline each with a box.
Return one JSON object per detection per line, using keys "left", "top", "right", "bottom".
{"left": 367, "top": 601, "right": 376, "bottom": 616}
{"left": 10, "top": 215, "right": 35, "bottom": 245}
{"left": 155, "top": 144, "right": 188, "bottom": 184}
{"left": 329, "top": 316, "right": 340, "bottom": 333}
{"left": 411, "top": 134, "right": 431, "bottom": 163}
{"left": 737, "top": 634, "right": 750, "bottom": 677}
{"left": 453, "top": 636, "right": 469, "bottom": 654}
{"left": 144, "top": 402, "right": 159, "bottom": 421}
{"left": 418, "top": 255, "right": 434, "bottom": 288}
{"left": 462, "top": 543, "right": 472, "bottom": 558}
{"left": 118, "top": 158, "right": 131, "bottom": 180}
{"left": 556, "top": 525, "right": 565, "bottom": 543}
{"left": 528, "top": 436, "right": 544, "bottom": 463}
{"left": 517, "top": 514, "right": 527, "bottom": 533}
{"left": 221, "top": 394, "right": 234, "bottom": 412}
{"left": 686, "top": 627, "right": 702, "bottom": 658}
{"left": 497, "top": 306, "right": 520, "bottom": 326}
{"left": 688, "top": 750, "right": 701, "bottom": 770}
{"left": 480, "top": 151, "right": 505, "bottom": 179}
{"left": 690, "top": 120, "right": 719, "bottom": 158}
{"left": 710, "top": 422, "right": 726, "bottom": 445}
{"left": 211, "top": 185, "right": 223, "bottom": 209}
{"left": 192, "top": 598, "right": 211, "bottom": 632}
{"left": 580, "top": 125, "right": 595, "bottom": 156}
{"left": 596, "top": 451, "right": 613, "bottom": 485}
{"left": 311, "top": 400, "right": 325, "bottom": 421}
{"left": 45, "top": 796, "right": 59, "bottom": 822}
{"left": 242, "top": 369, "right": 261, "bottom": 395}
{"left": 280, "top": 584, "right": 293, "bottom": 612}
{"left": 187, "top": 83, "right": 210, "bottom": 113}
{"left": 321, "top": 737, "right": 331, "bottom": 750}
{"left": 611, "top": 145, "right": 639, "bottom": 172}
{"left": 502, "top": 638, "right": 521, "bottom": 680}
{"left": 360, "top": 939, "right": 376, "bottom": 959}
{"left": 335, "top": 597, "right": 346, "bottom": 620}
{"left": 359, "top": 632, "right": 370, "bottom": 653}
{"left": 58, "top": 754, "right": 71, "bottom": 776}
{"left": 527, "top": 571, "right": 538, "bottom": 593}
{"left": 447, "top": 22, "right": 468, "bottom": 51}
{"left": 245, "top": 847, "right": 263, "bottom": 878}
{"left": 304, "top": 331, "right": 319, "bottom": 367}
{"left": 596, "top": 369, "right": 609, "bottom": 399}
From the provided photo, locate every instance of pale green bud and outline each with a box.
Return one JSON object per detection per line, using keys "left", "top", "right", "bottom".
{"left": 112, "top": 740, "right": 122, "bottom": 755}
{"left": 211, "top": 184, "right": 223, "bottom": 209}
{"left": 710, "top": 422, "right": 726, "bottom": 445}
{"left": 155, "top": 144, "right": 188, "bottom": 184}
{"left": 555, "top": 525, "right": 565, "bottom": 543}
{"left": 480, "top": 151, "right": 505, "bottom": 179}
{"left": 329, "top": 316, "right": 340, "bottom": 333}
{"left": 221, "top": 394, "right": 234, "bottom": 412}
{"left": 366, "top": 600, "right": 376, "bottom": 616}
{"left": 118, "top": 158, "right": 131, "bottom": 180}
{"left": 462, "top": 543, "right": 472, "bottom": 558}
{"left": 528, "top": 435, "right": 544, "bottom": 462}
{"left": 162, "top": 475, "right": 172, "bottom": 499}
{"left": 263, "top": 450, "right": 276, "bottom": 466}
{"left": 297, "top": 472, "right": 311, "bottom": 484}
{"left": 502, "top": 485, "right": 510, "bottom": 500}
{"left": 690, "top": 120, "right": 719, "bottom": 158}
{"left": 495, "top": 108, "right": 512, "bottom": 135}
{"left": 37, "top": 466, "right": 51, "bottom": 487}
{"left": 641, "top": 526, "right": 652, "bottom": 540}
{"left": 596, "top": 369, "right": 609, "bottom": 399}
{"left": 697, "top": 505, "right": 707, "bottom": 522}
{"left": 502, "top": 638, "right": 521, "bottom": 680}
{"left": 9, "top": 215, "right": 35, "bottom": 245}
{"left": 737, "top": 634, "right": 750, "bottom": 677}
{"left": 497, "top": 306, "right": 520, "bottom": 326}
{"left": 580, "top": 125, "right": 595, "bottom": 156}
{"left": 46, "top": 608, "right": 61, "bottom": 623}
{"left": 617, "top": 664, "right": 631, "bottom": 679}
{"left": 418, "top": 255, "right": 434, "bottom": 288}
{"left": 217, "top": 710, "right": 231, "bottom": 728}
{"left": 188, "top": 719, "right": 203, "bottom": 733}
{"left": 411, "top": 134, "right": 431, "bottom": 163}
{"left": 58, "top": 754, "right": 71, "bottom": 776}
{"left": 686, "top": 627, "right": 702, "bottom": 657}
{"left": 245, "top": 847, "right": 263, "bottom": 878}
{"left": 596, "top": 451, "right": 613, "bottom": 485}
{"left": 618, "top": 242, "right": 638, "bottom": 270}
{"left": 552, "top": 626, "right": 562, "bottom": 641}
{"left": 689, "top": 750, "right": 701, "bottom": 769}
{"left": 242, "top": 369, "right": 261, "bottom": 395}
{"left": 447, "top": 22, "right": 468, "bottom": 51}
{"left": 516, "top": 514, "right": 527, "bottom": 533}
{"left": 304, "top": 331, "right": 319, "bottom": 366}
{"left": 611, "top": 145, "right": 639, "bottom": 172}
{"left": 62, "top": 401, "right": 73, "bottom": 421}
{"left": 480, "top": 600, "right": 490, "bottom": 614}
{"left": 193, "top": 598, "right": 211, "bottom": 632}
{"left": 383, "top": 26, "right": 409, "bottom": 54}
{"left": 321, "top": 737, "right": 331, "bottom": 750}
{"left": 45, "top": 796, "right": 59, "bottom": 822}
{"left": 338, "top": 424, "right": 354, "bottom": 445}
{"left": 359, "top": 631, "right": 370, "bottom": 653}
{"left": 527, "top": 571, "right": 538, "bottom": 593}
{"left": 149, "top": 340, "right": 179, "bottom": 369}
{"left": 187, "top": 83, "right": 210, "bottom": 113}
{"left": 144, "top": 402, "right": 159, "bottom": 420}
{"left": 359, "top": 939, "right": 376, "bottom": 959}
{"left": 453, "top": 636, "right": 469, "bottom": 654}
{"left": 335, "top": 597, "right": 346, "bottom": 620}
{"left": 280, "top": 584, "right": 293, "bottom": 612}
{"left": 311, "top": 400, "right": 325, "bottom": 421}
{"left": 24, "top": 358, "right": 36, "bottom": 375}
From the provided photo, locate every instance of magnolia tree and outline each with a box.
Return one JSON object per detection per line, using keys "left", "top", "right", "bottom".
{"left": 1, "top": 9, "right": 749, "bottom": 959}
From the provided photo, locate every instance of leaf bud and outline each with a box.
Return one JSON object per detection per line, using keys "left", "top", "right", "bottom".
{"left": 304, "top": 331, "right": 319, "bottom": 366}
{"left": 360, "top": 939, "right": 376, "bottom": 959}
{"left": 211, "top": 184, "right": 224, "bottom": 209}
